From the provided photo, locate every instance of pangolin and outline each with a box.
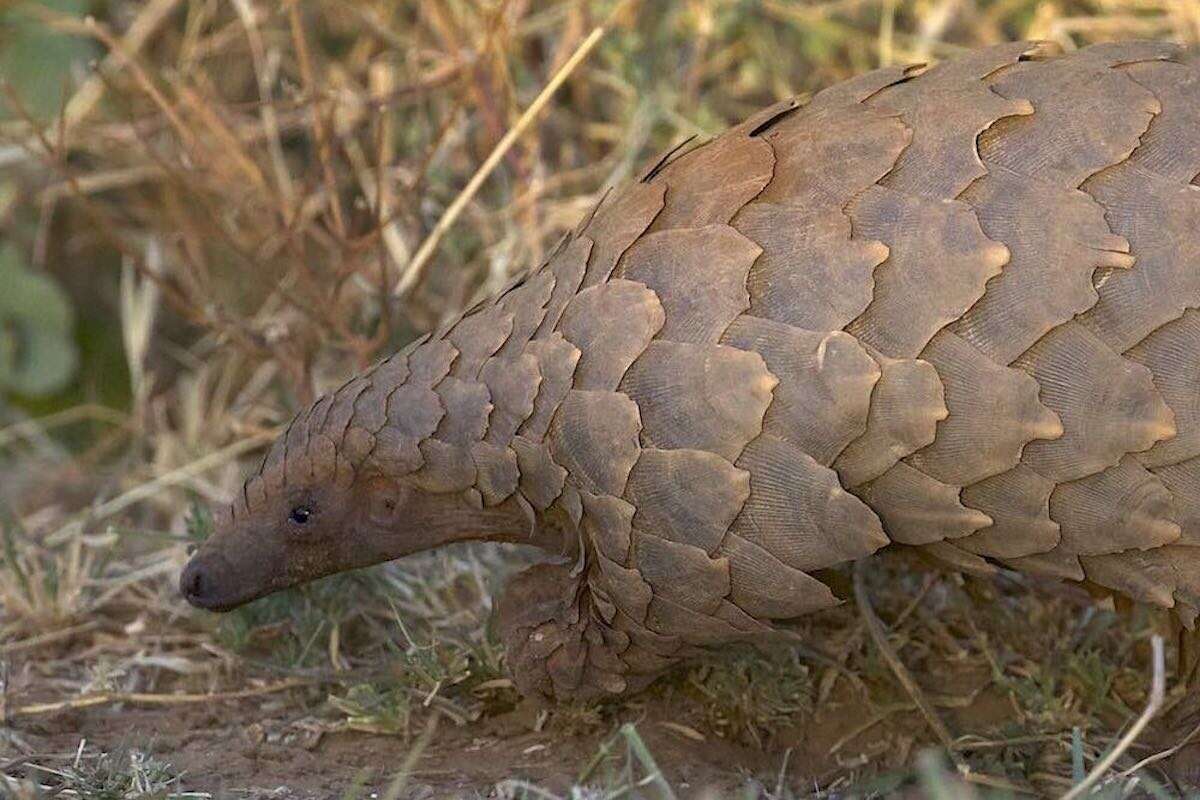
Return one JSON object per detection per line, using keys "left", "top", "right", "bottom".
{"left": 181, "top": 40, "right": 1200, "bottom": 702}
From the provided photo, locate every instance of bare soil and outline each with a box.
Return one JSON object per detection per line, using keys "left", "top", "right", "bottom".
{"left": 5, "top": 554, "right": 1190, "bottom": 798}
{"left": 4, "top": 613, "right": 1137, "bottom": 800}
{"left": 9, "top": 679, "right": 970, "bottom": 798}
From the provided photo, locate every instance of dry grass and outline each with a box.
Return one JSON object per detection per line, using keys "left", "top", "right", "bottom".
{"left": 2, "top": 1, "right": 1200, "bottom": 797}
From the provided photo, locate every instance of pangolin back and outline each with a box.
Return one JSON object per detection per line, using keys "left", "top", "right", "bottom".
{"left": 267, "top": 40, "right": 1200, "bottom": 691}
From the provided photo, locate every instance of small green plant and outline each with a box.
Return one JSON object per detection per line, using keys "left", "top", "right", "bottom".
{"left": 0, "top": 244, "right": 78, "bottom": 397}
{"left": 491, "top": 722, "right": 680, "bottom": 800}
{"left": 28, "top": 746, "right": 201, "bottom": 800}
{"left": 1066, "top": 647, "right": 1138, "bottom": 718}
{"left": 682, "top": 644, "right": 814, "bottom": 745}
{"left": 326, "top": 603, "right": 490, "bottom": 737}
{"left": 212, "top": 572, "right": 365, "bottom": 665}
{"left": 0, "top": 504, "right": 100, "bottom": 634}
{"left": 183, "top": 500, "right": 213, "bottom": 545}
{"left": 328, "top": 681, "right": 414, "bottom": 737}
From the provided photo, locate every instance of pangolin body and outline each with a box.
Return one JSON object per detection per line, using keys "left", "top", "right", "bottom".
{"left": 186, "top": 40, "right": 1200, "bottom": 701}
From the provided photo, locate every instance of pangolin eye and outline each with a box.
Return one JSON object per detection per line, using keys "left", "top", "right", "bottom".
{"left": 289, "top": 505, "right": 313, "bottom": 524}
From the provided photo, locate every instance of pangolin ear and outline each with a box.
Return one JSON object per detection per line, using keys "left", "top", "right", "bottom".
{"left": 362, "top": 475, "right": 408, "bottom": 527}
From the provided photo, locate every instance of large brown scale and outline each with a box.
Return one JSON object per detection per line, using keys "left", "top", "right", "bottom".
{"left": 182, "top": 40, "right": 1200, "bottom": 703}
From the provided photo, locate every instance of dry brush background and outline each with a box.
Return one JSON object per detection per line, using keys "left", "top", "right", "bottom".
{"left": 2, "top": 1, "right": 1200, "bottom": 797}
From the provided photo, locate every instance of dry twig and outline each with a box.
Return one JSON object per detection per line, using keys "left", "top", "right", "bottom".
{"left": 1060, "top": 635, "right": 1167, "bottom": 800}
{"left": 5, "top": 677, "right": 313, "bottom": 718}
{"left": 394, "top": 0, "right": 635, "bottom": 296}
{"left": 853, "top": 559, "right": 964, "bottom": 770}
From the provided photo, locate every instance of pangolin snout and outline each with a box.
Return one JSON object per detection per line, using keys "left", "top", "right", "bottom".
{"left": 179, "top": 552, "right": 244, "bottom": 612}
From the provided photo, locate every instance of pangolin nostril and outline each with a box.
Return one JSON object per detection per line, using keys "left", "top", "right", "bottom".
{"left": 180, "top": 561, "right": 207, "bottom": 602}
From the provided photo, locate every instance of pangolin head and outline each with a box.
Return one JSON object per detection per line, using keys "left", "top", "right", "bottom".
{"left": 179, "top": 357, "right": 531, "bottom": 612}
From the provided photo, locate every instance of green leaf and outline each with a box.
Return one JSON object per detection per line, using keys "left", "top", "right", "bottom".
{"left": 0, "top": 0, "right": 97, "bottom": 122}
{"left": 0, "top": 243, "right": 78, "bottom": 396}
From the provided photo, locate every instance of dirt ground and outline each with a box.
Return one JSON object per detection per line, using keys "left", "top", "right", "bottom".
{"left": 12, "top": 691, "right": 813, "bottom": 797}
{"left": 4, "top": 634, "right": 1016, "bottom": 798}
{"left": 3, "top": 559, "right": 1192, "bottom": 799}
